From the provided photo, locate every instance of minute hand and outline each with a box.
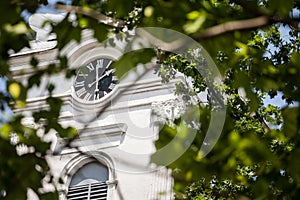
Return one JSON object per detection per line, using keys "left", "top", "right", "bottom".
{"left": 88, "top": 69, "right": 114, "bottom": 88}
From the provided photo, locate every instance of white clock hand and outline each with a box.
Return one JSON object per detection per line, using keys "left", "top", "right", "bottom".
{"left": 88, "top": 69, "right": 115, "bottom": 88}
{"left": 95, "top": 63, "right": 99, "bottom": 88}
{"left": 94, "top": 62, "right": 100, "bottom": 100}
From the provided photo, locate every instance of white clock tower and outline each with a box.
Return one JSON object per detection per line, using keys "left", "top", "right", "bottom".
{"left": 8, "top": 13, "right": 191, "bottom": 200}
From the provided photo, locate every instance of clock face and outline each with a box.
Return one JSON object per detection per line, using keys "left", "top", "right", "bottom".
{"left": 73, "top": 58, "right": 117, "bottom": 102}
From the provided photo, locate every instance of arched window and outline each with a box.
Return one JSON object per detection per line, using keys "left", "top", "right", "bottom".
{"left": 67, "top": 161, "right": 109, "bottom": 200}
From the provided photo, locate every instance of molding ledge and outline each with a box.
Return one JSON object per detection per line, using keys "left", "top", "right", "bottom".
{"left": 54, "top": 123, "right": 127, "bottom": 155}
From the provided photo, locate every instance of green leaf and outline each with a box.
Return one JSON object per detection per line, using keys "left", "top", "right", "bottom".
{"left": 111, "top": 48, "right": 156, "bottom": 79}
{"left": 52, "top": 15, "right": 82, "bottom": 50}
{"left": 59, "top": 127, "right": 78, "bottom": 139}
{"left": 104, "top": 0, "right": 134, "bottom": 18}
{"left": 282, "top": 107, "right": 298, "bottom": 137}
{"left": 269, "top": 0, "right": 293, "bottom": 16}
{"left": 40, "top": 191, "right": 59, "bottom": 200}
{"left": 184, "top": 11, "right": 206, "bottom": 34}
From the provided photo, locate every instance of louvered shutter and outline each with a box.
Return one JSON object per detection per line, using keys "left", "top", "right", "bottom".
{"left": 67, "top": 161, "right": 109, "bottom": 200}
{"left": 67, "top": 182, "right": 108, "bottom": 200}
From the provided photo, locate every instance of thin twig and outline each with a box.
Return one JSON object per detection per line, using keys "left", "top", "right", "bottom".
{"left": 55, "top": 4, "right": 125, "bottom": 28}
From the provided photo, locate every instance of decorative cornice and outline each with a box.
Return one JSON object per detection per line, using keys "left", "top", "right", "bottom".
{"left": 13, "top": 76, "right": 185, "bottom": 118}
{"left": 54, "top": 123, "right": 127, "bottom": 155}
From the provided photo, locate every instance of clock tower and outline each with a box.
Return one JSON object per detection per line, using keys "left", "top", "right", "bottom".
{"left": 9, "top": 13, "right": 190, "bottom": 200}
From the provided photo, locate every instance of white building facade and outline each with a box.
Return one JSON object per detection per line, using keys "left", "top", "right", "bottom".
{"left": 9, "top": 22, "right": 190, "bottom": 199}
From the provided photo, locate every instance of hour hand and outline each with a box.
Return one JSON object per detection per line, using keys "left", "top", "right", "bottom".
{"left": 88, "top": 69, "right": 115, "bottom": 88}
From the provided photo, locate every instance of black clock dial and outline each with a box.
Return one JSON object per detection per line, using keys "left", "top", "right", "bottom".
{"left": 73, "top": 58, "right": 117, "bottom": 102}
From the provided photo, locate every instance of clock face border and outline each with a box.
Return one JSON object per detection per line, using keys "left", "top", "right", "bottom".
{"left": 71, "top": 57, "right": 118, "bottom": 104}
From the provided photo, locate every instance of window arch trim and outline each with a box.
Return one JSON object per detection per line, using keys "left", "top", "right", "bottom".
{"left": 59, "top": 151, "right": 117, "bottom": 200}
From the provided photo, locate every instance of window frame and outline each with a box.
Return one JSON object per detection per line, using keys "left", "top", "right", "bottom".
{"left": 59, "top": 151, "right": 117, "bottom": 200}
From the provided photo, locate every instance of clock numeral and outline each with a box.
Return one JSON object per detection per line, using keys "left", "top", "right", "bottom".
{"left": 112, "top": 76, "right": 118, "bottom": 81}
{"left": 96, "top": 59, "right": 103, "bottom": 68}
{"left": 83, "top": 92, "right": 92, "bottom": 101}
{"left": 86, "top": 63, "right": 94, "bottom": 72}
{"left": 76, "top": 87, "right": 87, "bottom": 97}
{"left": 74, "top": 81, "right": 84, "bottom": 88}
{"left": 78, "top": 71, "right": 88, "bottom": 78}
{"left": 106, "top": 60, "right": 112, "bottom": 69}
{"left": 108, "top": 83, "right": 116, "bottom": 90}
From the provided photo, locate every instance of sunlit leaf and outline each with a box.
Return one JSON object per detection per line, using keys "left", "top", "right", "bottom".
{"left": 112, "top": 48, "right": 156, "bottom": 79}
{"left": 8, "top": 82, "right": 21, "bottom": 99}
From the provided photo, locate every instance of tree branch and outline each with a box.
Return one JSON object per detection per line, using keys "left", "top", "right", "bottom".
{"left": 195, "top": 14, "right": 300, "bottom": 39}
{"left": 195, "top": 0, "right": 300, "bottom": 39}
{"left": 233, "top": 0, "right": 300, "bottom": 30}
{"left": 195, "top": 16, "right": 270, "bottom": 39}
{"left": 55, "top": 4, "right": 125, "bottom": 28}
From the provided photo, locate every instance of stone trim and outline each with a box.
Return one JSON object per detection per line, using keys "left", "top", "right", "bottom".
{"left": 54, "top": 123, "right": 127, "bottom": 155}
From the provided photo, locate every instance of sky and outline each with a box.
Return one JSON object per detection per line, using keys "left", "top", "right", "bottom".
{"left": 21, "top": 0, "right": 71, "bottom": 22}
{"left": 0, "top": 78, "right": 13, "bottom": 123}
{"left": 264, "top": 92, "right": 286, "bottom": 108}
